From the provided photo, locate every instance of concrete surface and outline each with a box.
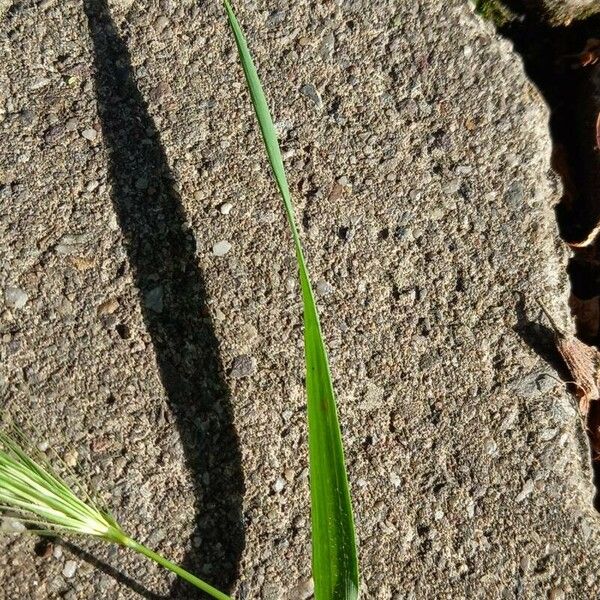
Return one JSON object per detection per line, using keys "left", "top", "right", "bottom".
{"left": 0, "top": 0, "right": 599, "bottom": 598}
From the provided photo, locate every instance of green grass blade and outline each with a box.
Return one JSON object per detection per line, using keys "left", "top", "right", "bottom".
{"left": 223, "top": 3, "right": 359, "bottom": 598}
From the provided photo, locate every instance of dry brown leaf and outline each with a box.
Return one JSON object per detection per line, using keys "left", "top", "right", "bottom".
{"left": 567, "top": 223, "right": 600, "bottom": 248}
{"left": 570, "top": 38, "right": 600, "bottom": 68}
{"left": 538, "top": 300, "right": 600, "bottom": 415}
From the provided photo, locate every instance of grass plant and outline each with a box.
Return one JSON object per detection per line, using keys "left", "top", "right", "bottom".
{"left": 0, "top": 426, "right": 230, "bottom": 600}
{"left": 224, "top": 2, "right": 359, "bottom": 598}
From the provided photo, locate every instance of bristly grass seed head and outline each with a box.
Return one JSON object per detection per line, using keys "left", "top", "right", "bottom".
{"left": 0, "top": 425, "right": 231, "bottom": 599}
{"left": 0, "top": 427, "right": 127, "bottom": 544}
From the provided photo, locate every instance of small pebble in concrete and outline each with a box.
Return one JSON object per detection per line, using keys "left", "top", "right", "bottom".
{"left": 4, "top": 286, "right": 28, "bottom": 308}
{"left": 540, "top": 428, "right": 558, "bottom": 442}
{"left": 268, "top": 10, "right": 286, "bottom": 24}
{"left": 220, "top": 202, "right": 233, "bottom": 215}
{"left": 148, "top": 529, "right": 166, "bottom": 546}
{"left": 272, "top": 477, "right": 286, "bottom": 493}
{"left": 62, "top": 560, "right": 77, "bottom": 579}
{"left": 549, "top": 588, "right": 566, "bottom": 600}
{"left": 81, "top": 128, "right": 97, "bottom": 141}
{"left": 319, "top": 32, "right": 335, "bottom": 59}
{"left": 230, "top": 354, "right": 256, "bottom": 378}
{"left": 316, "top": 279, "right": 333, "bottom": 296}
{"left": 429, "top": 207, "right": 445, "bottom": 221}
{"left": 97, "top": 298, "right": 119, "bottom": 315}
{"left": 154, "top": 15, "right": 169, "bottom": 33}
{"left": 144, "top": 285, "right": 164, "bottom": 313}
{"left": 20, "top": 108, "right": 34, "bottom": 126}
{"left": 443, "top": 178, "right": 461, "bottom": 194}
{"left": 150, "top": 82, "right": 171, "bottom": 102}
{"left": 213, "top": 240, "right": 232, "bottom": 256}
{"left": 64, "top": 449, "right": 78, "bottom": 468}
{"left": 515, "top": 479, "right": 534, "bottom": 503}
{"left": 65, "top": 118, "right": 78, "bottom": 132}
{"left": 483, "top": 438, "right": 498, "bottom": 455}
{"left": 390, "top": 472, "right": 401, "bottom": 488}
{"left": 30, "top": 76, "right": 50, "bottom": 90}
{"left": 1, "top": 517, "right": 26, "bottom": 533}
{"left": 300, "top": 83, "right": 322, "bottom": 107}
{"left": 504, "top": 180, "right": 525, "bottom": 207}
{"left": 289, "top": 577, "right": 314, "bottom": 599}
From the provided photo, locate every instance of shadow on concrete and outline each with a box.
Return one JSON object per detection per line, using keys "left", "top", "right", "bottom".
{"left": 83, "top": 1, "right": 245, "bottom": 597}
{"left": 493, "top": 7, "right": 600, "bottom": 511}
{"left": 60, "top": 540, "right": 163, "bottom": 600}
{"left": 513, "top": 293, "right": 570, "bottom": 381}
{"left": 514, "top": 294, "right": 600, "bottom": 510}
{"left": 496, "top": 11, "right": 600, "bottom": 313}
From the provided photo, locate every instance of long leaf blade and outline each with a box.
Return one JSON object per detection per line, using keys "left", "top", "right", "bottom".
{"left": 223, "top": 3, "right": 359, "bottom": 599}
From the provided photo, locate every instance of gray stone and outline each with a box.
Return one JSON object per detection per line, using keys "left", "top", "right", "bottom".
{"left": 0, "top": 517, "right": 25, "bottom": 533}
{"left": 300, "top": 83, "right": 322, "bottom": 108}
{"left": 220, "top": 202, "right": 233, "bottom": 215}
{"left": 315, "top": 279, "right": 333, "bottom": 296}
{"left": 62, "top": 560, "right": 77, "bottom": 579}
{"left": 81, "top": 128, "right": 97, "bottom": 141}
{"left": 549, "top": 588, "right": 566, "bottom": 600}
{"left": 4, "top": 286, "right": 28, "bottom": 308}
{"left": 144, "top": 285, "right": 164, "bottom": 313}
{"left": 504, "top": 180, "right": 525, "bottom": 207}
{"left": 19, "top": 109, "right": 34, "bottom": 126}
{"left": 267, "top": 10, "right": 286, "bottom": 25}
{"left": 65, "top": 118, "right": 78, "bottom": 131}
{"left": 213, "top": 240, "right": 232, "bottom": 256}
{"left": 515, "top": 479, "right": 535, "bottom": 503}
{"left": 154, "top": 15, "right": 169, "bottom": 33}
{"left": 272, "top": 477, "right": 285, "bottom": 492}
{"left": 443, "top": 178, "right": 461, "bottom": 194}
{"left": 287, "top": 577, "right": 314, "bottom": 599}
{"left": 29, "top": 76, "right": 51, "bottom": 90}
{"left": 319, "top": 32, "right": 335, "bottom": 60}
{"left": 229, "top": 355, "right": 256, "bottom": 379}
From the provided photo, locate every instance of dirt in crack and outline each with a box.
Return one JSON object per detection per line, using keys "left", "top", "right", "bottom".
{"left": 489, "top": 10, "right": 600, "bottom": 508}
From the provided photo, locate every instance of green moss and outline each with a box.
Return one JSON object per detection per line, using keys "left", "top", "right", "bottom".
{"left": 473, "top": 0, "right": 518, "bottom": 27}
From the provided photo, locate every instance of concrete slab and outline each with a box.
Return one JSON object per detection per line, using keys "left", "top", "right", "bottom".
{"left": 0, "top": 0, "right": 598, "bottom": 598}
